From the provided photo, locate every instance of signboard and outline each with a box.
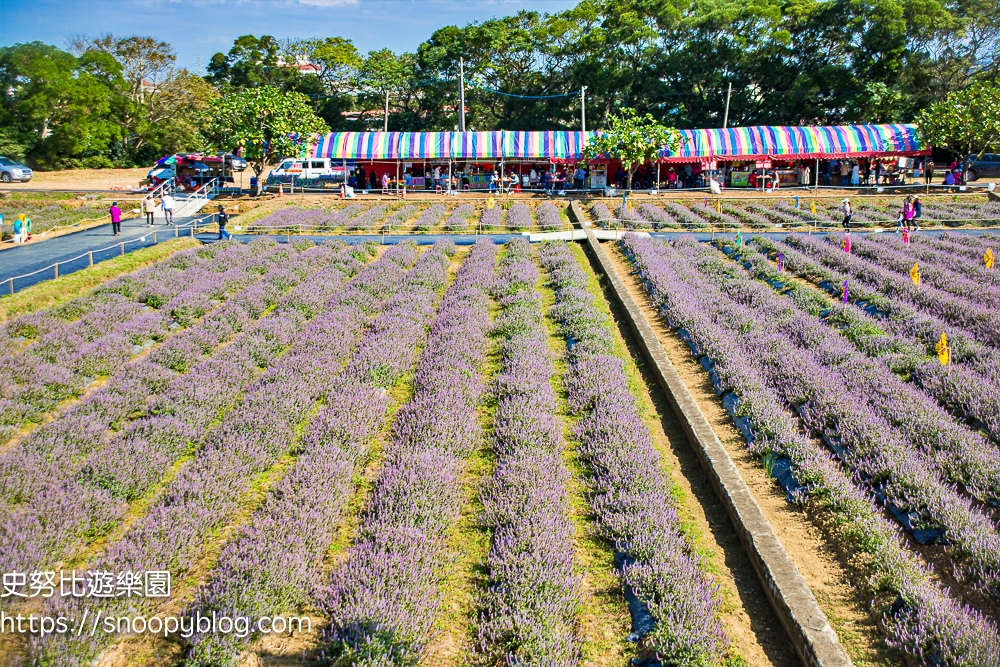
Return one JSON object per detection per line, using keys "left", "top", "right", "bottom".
{"left": 755, "top": 159, "right": 772, "bottom": 169}
{"left": 589, "top": 166, "right": 607, "bottom": 188}
{"left": 731, "top": 171, "right": 751, "bottom": 187}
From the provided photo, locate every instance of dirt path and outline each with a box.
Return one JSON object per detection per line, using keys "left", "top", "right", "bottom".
{"left": 599, "top": 241, "right": 893, "bottom": 667}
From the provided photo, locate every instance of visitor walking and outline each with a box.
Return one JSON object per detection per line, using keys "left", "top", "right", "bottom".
{"left": 841, "top": 198, "right": 853, "bottom": 230}
{"left": 913, "top": 196, "right": 922, "bottom": 220}
{"left": 143, "top": 195, "right": 156, "bottom": 226}
{"left": 904, "top": 196, "right": 916, "bottom": 230}
{"left": 109, "top": 202, "right": 122, "bottom": 236}
{"left": 216, "top": 205, "right": 230, "bottom": 240}
{"left": 161, "top": 193, "right": 175, "bottom": 224}
{"left": 924, "top": 158, "right": 934, "bottom": 184}
{"left": 381, "top": 172, "right": 390, "bottom": 194}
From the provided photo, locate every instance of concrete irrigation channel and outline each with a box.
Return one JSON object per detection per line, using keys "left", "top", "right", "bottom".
{"left": 567, "top": 200, "right": 854, "bottom": 667}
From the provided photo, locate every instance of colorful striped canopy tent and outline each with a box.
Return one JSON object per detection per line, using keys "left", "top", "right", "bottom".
{"left": 501, "top": 131, "right": 598, "bottom": 159}
{"left": 305, "top": 124, "right": 926, "bottom": 162}
{"left": 451, "top": 131, "right": 504, "bottom": 159}
{"left": 659, "top": 124, "right": 926, "bottom": 162}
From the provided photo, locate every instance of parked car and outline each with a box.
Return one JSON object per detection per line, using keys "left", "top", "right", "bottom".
{"left": 0, "top": 156, "right": 32, "bottom": 183}
{"left": 966, "top": 153, "right": 1000, "bottom": 181}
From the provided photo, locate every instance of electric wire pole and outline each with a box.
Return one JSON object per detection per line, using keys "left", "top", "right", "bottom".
{"left": 723, "top": 82, "right": 732, "bottom": 128}
{"left": 581, "top": 86, "right": 587, "bottom": 132}
{"left": 384, "top": 90, "right": 389, "bottom": 132}
{"left": 458, "top": 58, "right": 466, "bottom": 132}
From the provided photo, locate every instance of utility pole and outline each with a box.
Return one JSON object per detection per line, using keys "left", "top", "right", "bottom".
{"left": 458, "top": 58, "right": 466, "bottom": 132}
{"left": 722, "top": 82, "right": 733, "bottom": 128}
{"left": 581, "top": 86, "right": 587, "bottom": 132}
{"left": 384, "top": 90, "right": 389, "bottom": 132}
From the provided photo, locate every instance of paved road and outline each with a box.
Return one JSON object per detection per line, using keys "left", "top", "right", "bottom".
{"left": 0, "top": 215, "right": 199, "bottom": 293}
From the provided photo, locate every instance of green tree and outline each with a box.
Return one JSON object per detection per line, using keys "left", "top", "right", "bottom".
{"left": 73, "top": 35, "right": 215, "bottom": 164}
{"left": 0, "top": 42, "right": 118, "bottom": 168}
{"left": 914, "top": 79, "right": 1000, "bottom": 179}
{"left": 357, "top": 49, "right": 413, "bottom": 130}
{"left": 584, "top": 107, "right": 681, "bottom": 189}
{"left": 206, "top": 35, "right": 303, "bottom": 91}
{"left": 201, "top": 86, "right": 329, "bottom": 191}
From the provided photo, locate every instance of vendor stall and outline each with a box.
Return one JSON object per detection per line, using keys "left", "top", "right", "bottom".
{"left": 297, "top": 124, "right": 927, "bottom": 191}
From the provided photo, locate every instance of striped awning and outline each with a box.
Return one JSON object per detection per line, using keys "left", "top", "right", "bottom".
{"left": 306, "top": 124, "right": 926, "bottom": 161}
{"left": 659, "top": 124, "right": 926, "bottom": 162}
{"left": 502, "top": 131, "right": 598, "bottom": 159}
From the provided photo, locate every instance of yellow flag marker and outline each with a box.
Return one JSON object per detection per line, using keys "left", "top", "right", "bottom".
{"left": 910, "top": 262, "right": 920, "bottom": 285}
{"left": 936, "top": 332, "right": 950, "bottom": 366}
{"left": 986, "top": 248, "right": 994, "bottom": 269}
{"left": 487, "top": 197, "right": 495, "bottom": 210}
{"left": 810, "top": 201, "right": 816, "bottom": 214}
{"left": 716, "top": 200, "right": 721, "bottom": 213}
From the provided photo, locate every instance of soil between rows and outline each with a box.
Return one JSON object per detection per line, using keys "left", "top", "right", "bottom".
{"left": 596, "top": 240, "right": 893, "bottom": 667}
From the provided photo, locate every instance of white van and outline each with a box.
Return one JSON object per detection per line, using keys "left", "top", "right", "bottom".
{"left": 272, "top": 157, "right": 347, "bottom": 180}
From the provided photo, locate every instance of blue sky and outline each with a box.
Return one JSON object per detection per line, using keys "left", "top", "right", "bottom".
{"left": 1, "top": 0, "right": 579, "bottom": 72}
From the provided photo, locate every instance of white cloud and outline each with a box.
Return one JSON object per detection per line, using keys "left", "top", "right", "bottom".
{"left": 293, "top": 0, "right": 359, "bottom": 6}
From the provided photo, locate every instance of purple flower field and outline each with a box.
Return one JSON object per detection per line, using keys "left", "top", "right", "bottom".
{"left": 8, "top": 224, "right": 998, "bottom": 666}
{"left": 622, "top": 230, "right": 1000, "bottom": 665}
{"left": 590, "top": 197, "right": 1000, "bottom": 231}
{"left": 246, "top": 201, "right": 569, "bottom": 234}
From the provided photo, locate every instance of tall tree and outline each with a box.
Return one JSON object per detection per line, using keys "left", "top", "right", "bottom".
{"left": 206, "top": 35, "right": 303, "bottom": 91}
{"left": 73, "top": 35, "right": 215, "bottom": 164}
{"left": 0, "top": 42, "right": 118, "bottom": 168}
{"left": 357, "top": 49, "right": 413, "bottom": 130}
{"left": 201, "top": 86, "right": 329, "bottom": 191}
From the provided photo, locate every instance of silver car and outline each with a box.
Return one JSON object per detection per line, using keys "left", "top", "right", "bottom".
{"left": 0, "top": 156, "right": 32, "bottom": 183}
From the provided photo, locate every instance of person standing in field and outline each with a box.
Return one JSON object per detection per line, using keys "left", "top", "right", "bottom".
{"left": 924, "top": 158, "right": 934, "bottom": 183}
{"left": 143, "top": 195, "right": 156, "bottom": 226}
{"left": 841, "top": 198, "right": 853, "bottom": 230}
{"left": 12, "top": 214, "right": 24, "bottom": 245}
{"left": 160, "top": 193, "right": 175, "bottom": 225}
{"left": 109, "top": 202, "right": 122, "bottom": 236}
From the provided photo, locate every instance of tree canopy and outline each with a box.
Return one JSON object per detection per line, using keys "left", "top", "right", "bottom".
{"left": 914, "top": 80, "right": 1000, "bottom": 174}
{"left": 584, "top": 109, "right": 681, "bottom": 189}
{"left": 0, "top": 0, "right": 996, "bottom": 170}
{"left": 201, "top": 86, "right": 329, "bottom": 187}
